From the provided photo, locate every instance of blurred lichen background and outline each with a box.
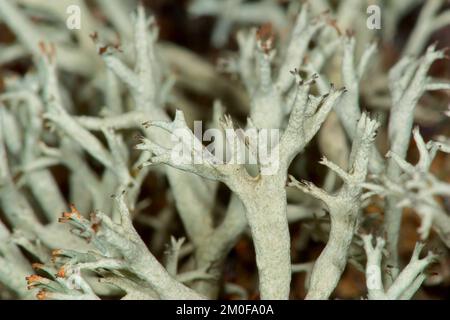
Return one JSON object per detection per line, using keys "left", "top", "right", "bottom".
{"left": 0, "top": 0, "right": 449, "bottom": 300}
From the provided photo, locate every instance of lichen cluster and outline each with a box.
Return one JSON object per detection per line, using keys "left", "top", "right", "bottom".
{"left": 0, "top": 0, "right": 449, "bottom": 300}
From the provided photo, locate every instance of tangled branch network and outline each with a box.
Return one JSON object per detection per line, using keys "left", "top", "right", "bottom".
{"left": 0, "top": 0, "right": 449, "bottom": 300}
